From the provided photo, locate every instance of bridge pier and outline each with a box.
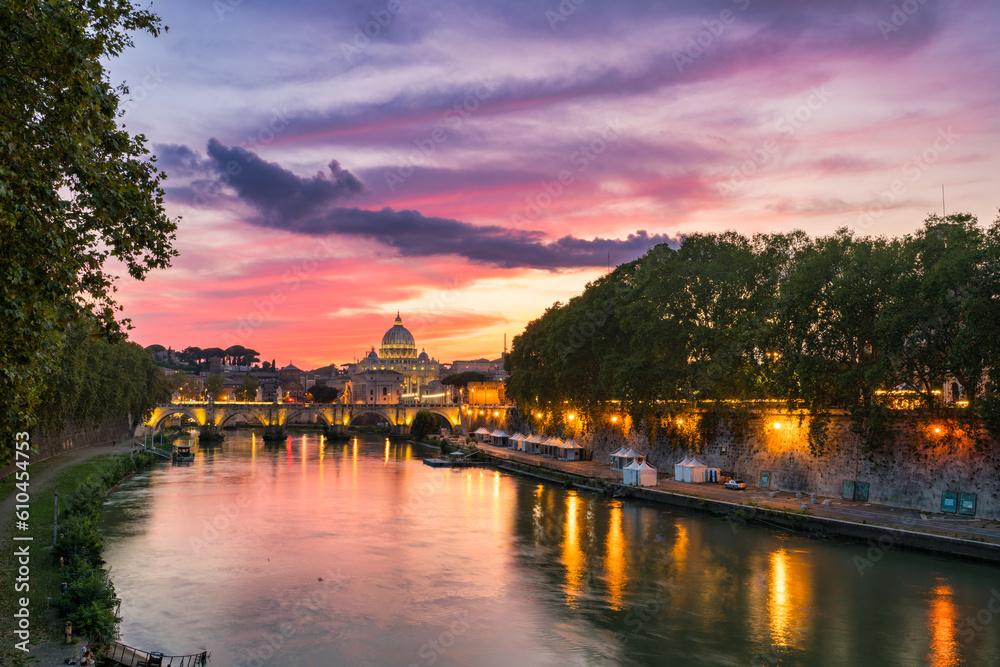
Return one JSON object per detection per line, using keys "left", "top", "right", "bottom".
{"left": 263, "top": 424, "right": 287, "bottom": 441}
{"left": 199, "top": 425, "right": 224, "bottom": 441}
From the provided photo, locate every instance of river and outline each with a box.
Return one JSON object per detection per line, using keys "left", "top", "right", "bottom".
{"left": 101, "top": 430, "right": 1000, "bottom": 666}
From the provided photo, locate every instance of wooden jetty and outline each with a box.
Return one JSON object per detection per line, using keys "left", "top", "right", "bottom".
{"left": 104, "top": 640, "right": 209, "bottom": 666}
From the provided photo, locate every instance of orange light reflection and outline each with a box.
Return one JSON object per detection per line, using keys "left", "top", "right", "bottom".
{"left": 605, "top": 504, "right": 626, "bottom": 610}
{"left": 562, "top": 494, "right": 584, "bottom": 608}
{"left": 927, "top": 581, "right": 960, "bottom": 667}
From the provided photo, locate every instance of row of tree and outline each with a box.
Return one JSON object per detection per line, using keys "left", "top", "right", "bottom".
{"left": 35, "top": 324, "right": 172, "bottom": 434}
{"left": 505, "top": 213, "right": 1000, "bottom": 452}
{"left": 146, "top": 344, "right": 266, "bottom": 369}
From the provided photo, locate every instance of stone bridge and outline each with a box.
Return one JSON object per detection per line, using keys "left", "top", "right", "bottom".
{"left": 146, "top": 401, "right": 511, "bottom": 439}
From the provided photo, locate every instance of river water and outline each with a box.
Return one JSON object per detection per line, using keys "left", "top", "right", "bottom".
{"left": 102, "top": 430, "right": 1000, "bottom": 666}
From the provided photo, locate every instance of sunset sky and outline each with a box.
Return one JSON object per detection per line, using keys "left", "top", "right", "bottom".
{"left": 108, "top": 0, "right": 1000, "bottom": 369}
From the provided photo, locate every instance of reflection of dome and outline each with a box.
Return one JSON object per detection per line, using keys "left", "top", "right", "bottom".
{"left": 380, "top": 313, "right": 417, "bottom": 359}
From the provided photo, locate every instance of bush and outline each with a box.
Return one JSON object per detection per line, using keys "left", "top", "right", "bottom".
{"left": 410, "top": 410, "right": 438, "bottom": 440}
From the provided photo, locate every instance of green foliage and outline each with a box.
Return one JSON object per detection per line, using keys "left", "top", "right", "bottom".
{"left": 205, "top": 373, "right": 225, "bottom": 399}
{"left": 410, "top": 410, "right": 438, "bottom": 440}
{"left": 441, "top": 371, "right": 488, "bottom": 386}
{"left": 35, "top": 323, "right": 171, "bottom": 434}
{"left": 506, "top": 213, "right": 1000, "bottom": 452}
{"left": 57, "top": 560, "right": 121, "bottom": 641}
{"left": 234, "top": 375, "right": 260, "bottom": 401}
{"left": 0, "top": 0, "right": 175, "bottom": 465}
{"left": 307, "top": 384, "right": 340, "bottom": 403}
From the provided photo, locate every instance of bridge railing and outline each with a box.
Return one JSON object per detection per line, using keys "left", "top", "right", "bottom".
{"left": 104, "top": 640, "right": 209, "bottom": 666}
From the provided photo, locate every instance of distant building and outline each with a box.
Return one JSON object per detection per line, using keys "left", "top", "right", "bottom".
{"left": 467, "top": 381, "right": 506, "bottom": 405}
{"left": 348, "top": 313, "right": 443, "bottom": 401}
{"left": 279, "top": 364, "right": 306, "bottom": 401}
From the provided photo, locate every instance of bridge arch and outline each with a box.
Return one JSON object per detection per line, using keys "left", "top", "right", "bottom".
{"left": 217, "top": 410, "right": 267, "bottom": 428}
{"left": 349, "top": 410, "right": 397, "bottom": 427}
{"left": 150, "top": 408, "right": 206, "bottom": 430}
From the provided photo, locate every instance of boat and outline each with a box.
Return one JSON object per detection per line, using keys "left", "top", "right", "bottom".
{"left": 172, "top": 444, "right": 195, "bottom": 463}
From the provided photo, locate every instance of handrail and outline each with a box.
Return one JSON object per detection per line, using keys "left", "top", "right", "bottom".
{"left": 104, "top": 640, "right": 209, "bottom": 666}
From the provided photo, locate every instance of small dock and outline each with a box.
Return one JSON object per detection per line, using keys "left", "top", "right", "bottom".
{"left": 422, "top": 457, "right": 484, "bottom": 468}
{"left": 105, "top": 640, "right": 209, "bottom": 666}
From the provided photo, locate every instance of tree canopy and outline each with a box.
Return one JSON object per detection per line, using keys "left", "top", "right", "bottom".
{"left": 1, "top": 0, "right": 175, "bottom": 464}
{"left": 506, "top": 213, "right": 1000, "bottom": 450}
{"left": 441, "top": 371, "right": 488, "bottom": 386}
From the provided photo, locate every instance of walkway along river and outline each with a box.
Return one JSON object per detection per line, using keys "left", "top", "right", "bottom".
{"left": 100, "top": 430, "right": 1000, "bottom": 666}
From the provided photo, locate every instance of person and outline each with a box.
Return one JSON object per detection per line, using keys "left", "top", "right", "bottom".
{"left": 82, "top": 649, "right": 94, "bottom": 665}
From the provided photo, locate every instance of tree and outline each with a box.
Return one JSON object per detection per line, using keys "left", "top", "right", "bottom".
{"left": 205, "top": 374, "right": 225, "bottom": 400}
{"left": 307, "top": 385, "right": 340, "bottom": 403}
{"left": 410, "top": 410, "right": 438, "bottom": 440}
{"left": 234, "top": 375, "right": 259, "bottom": 401}
{"left": 441, "top": 371, "right": 488, "bottom": 386}
{"left": 0, "top": 1, "right": 176, "bottom": 464}
{"left": 145, "top": 344, "right": 166, "bottom": 354}
{"left": 181, "top": 346, "right": 204, "bottom": 369}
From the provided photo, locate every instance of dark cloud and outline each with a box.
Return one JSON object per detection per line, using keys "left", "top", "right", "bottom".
{"left": 203, "top": 140, "right": 677, "bottom": 269}
{"left": 206, "top": 139, "right": 366, "bottom": 223}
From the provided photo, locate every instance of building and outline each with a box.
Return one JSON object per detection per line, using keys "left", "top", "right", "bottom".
{"left": 280, "top": 363, "right": 306, "bottom": 401}
{"left": 348, "top": 313, "right": 444, "bottom": 401}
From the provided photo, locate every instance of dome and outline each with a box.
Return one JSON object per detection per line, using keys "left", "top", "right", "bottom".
{"left": 380, "top": 313, "right": 417, "bottom": 359}
{"left": 365, "top": 347, "right": 379, "bottom": 359}
{"left": 417, "top": 348, "right": 430, "bottom": 362}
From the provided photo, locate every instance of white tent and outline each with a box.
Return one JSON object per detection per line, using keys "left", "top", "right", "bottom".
{"left": 558, "top": 439, "right": 585, "bottom": 461}
{"left": 623, "top": 460, "right": 658, "bottom": 487}
{"left": 473, "top": 427, "right": 491, "bottom": 443}
{"left": 543, "top": 437, "right": 564, "bottom": 457}
{"left": 688, "top": 457, "right": 708, "bottom": 483}
{"left": 675, "top": 455, "right": 693, "bottom": 481}
{"left": 491, "top": 429, "right": 510, "bottom": 447}
{"left": 527, "top": 434, "right": 542, "bottom": 454}
{"left": 510, "top": 433, "right": 526, "bottom": 451}
{"left": 609, "top": 446, "right": 629, "bottom": 469}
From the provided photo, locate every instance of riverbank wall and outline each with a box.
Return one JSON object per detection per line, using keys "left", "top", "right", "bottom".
{"left": 479, "top": 450, "right": 1000, "bottom": 564}
{"left": 577, "top": 410, "right": 1000, "bottom": 521}
{"left": 0, "top": 416, "right": 132, "bottom": 479}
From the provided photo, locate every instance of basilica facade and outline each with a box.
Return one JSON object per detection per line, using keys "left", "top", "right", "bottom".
{"left": 347, "top": 313, "right": 445, "bottom": 404}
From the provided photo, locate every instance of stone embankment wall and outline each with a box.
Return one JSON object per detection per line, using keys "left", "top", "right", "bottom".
{"left": 1, "top": 417, "right": 133, "bottom": 479}
{"left": 580, "top": 411, "right": 1000, "bottom": 521}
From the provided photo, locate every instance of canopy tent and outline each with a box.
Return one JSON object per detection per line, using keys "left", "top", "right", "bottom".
{"left": 609, "top": 446, "right": 630, "bottom": 469}
{"left": 510, "top": 433, "right": 527, "bottom": 451}
{"left": 526, "top": 434, "right": 543, "bottom": 454}
{"left": 623, "top": 460, "right": 658, "bottom": 487}
{"left": 490, "top": 429, "right": 510, "bottom": 447}
{"left": 542, "top": 437, "right": 564, "bottom": 458}
{"left": 688, "top": 457, "right": 708, "bottom": 483}
{"left": 675, "top": 456, "right": 693, "bottom": 481}
{"left": 473, "top": 427, "right": 491, "bottom": 443}
{"left": 557, "top": 439, "right": 585, "bottom": 461}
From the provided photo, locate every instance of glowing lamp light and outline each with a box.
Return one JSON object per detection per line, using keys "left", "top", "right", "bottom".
{"left": 537, "top": 413, "right": 543, "bottom": 418}
{"left": 677, "top": 419, "right": 684, "bottom": 425}
{"left": 772, "top": 422, "right": 782, "bottom": 429}
{"left": 494, "top": 411, "right": 499, "bottom": 416}
{"left": 934, "top": 427, "right": 941, "bottom": 434}
{"left": 568, "top": 414, "right": 575, "bottom": 420}
{"left": 611, "top": 416, "right": 618, "bottom": 423}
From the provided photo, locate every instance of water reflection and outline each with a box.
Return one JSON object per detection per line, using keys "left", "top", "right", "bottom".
{"left": 563, "top": 493, "right": 585, "bottom": 607}
{"left": 100, "top": 431, "right": 1000, "bottom": 667}
{"left": 605, "top": 503, "right": 626, "bottom": 610}
{"left": 928, "top": 580, "right": 960, "bottom": 667}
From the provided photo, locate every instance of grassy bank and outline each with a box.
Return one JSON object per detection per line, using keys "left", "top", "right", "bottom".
{"left": 0, "top": 451, "right": 160, "bottom": 664}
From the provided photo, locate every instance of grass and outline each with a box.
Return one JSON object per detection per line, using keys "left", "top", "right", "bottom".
{"left": 0, "top": 451, "right": 157, "bottom": 660}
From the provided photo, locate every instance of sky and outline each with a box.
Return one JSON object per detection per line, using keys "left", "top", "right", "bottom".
{"left": 106, "top": 0, "right": 1000, "bottom": 369}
